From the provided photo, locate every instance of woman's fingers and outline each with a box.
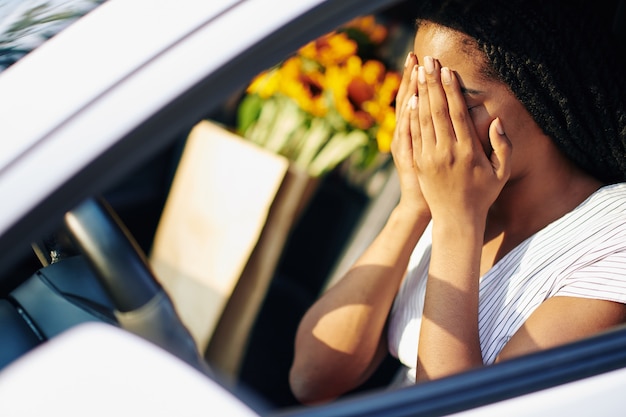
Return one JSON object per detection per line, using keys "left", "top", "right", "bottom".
{"left": 392, "top": 52, "right": 419, "bottom": 163}
{"left": 488, "top": 118, "right": 513, "bottom": 182}
{"left": 408, "top": 93, "right": 421, "bottom": 157}
{"left": 416, "top": 66, "right": 434, "bottom": 153}
{"left": 414, "top": 57, "right": 455, "bottom": 155}
{"left": 420, "top": 56, "right": 455, "bottom": 149}
{"left": 440, "top": 66, "right": 479, "bottom": 150}
{"left": 408, "top": 55, "right": 513, "bottom": 219}
{"left": 396, "top": 52, "right": 418, "bottom": 120}
{"left": 391, "top": 55, "right": 430, "bottom": 214}
{"left": 391, "top": 93, "right": 412, "bottom": 157}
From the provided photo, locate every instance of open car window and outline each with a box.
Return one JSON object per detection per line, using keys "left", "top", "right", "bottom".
{"left": 0, "top": 0, "right": 405, "bottom": 412}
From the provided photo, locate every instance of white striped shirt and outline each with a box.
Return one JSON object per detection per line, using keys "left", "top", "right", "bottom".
{"left": 387, "top": 183, "right": 626, "bottom": 384}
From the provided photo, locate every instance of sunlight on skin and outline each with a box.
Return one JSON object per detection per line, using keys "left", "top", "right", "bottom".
{"left": 312, "top": 304, "right": 374, "bottom": 353}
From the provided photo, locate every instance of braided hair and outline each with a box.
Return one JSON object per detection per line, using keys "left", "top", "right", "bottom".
{"left": 415, "top": 0, "right": 626, "bottom": 184}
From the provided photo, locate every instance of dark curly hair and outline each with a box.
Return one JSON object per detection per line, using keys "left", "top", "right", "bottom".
{"left": 415, "top": 0, "right": 626, "bottom": 184}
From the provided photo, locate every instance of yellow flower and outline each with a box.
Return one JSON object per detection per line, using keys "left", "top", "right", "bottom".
{"left": 277, "top": 56, "right": 328, "bottom": 117}
{"left": 239, "top": 14, "right": 400, "bottom": 176}
{"left": 362, "top": 71, "right": 401, "bottom": 124}
{"left": 298, "top": 32, "right": 357, "bottom": 67}
{"left": 375, "top": 111, "right": 396, "bottom": 153}
{"left": 246, "top": 69, "right": 280, "bottom": 98}
{"left": 327, "top": 56, "right": 399, "bottom": 134}
{"left": 326, "top": 56, "right": 370, "bottom": 129}
{"left": 343, "top": 15, "right": 387, "bottom": 44}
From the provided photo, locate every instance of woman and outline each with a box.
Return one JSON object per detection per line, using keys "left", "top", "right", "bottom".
{"left": 289, "top": 0, "right": 626, "bottom": 405}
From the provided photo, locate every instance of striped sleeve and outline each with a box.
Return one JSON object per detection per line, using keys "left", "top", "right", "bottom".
{"left": 555, "top": 250, "right": 626, "bottom": 304}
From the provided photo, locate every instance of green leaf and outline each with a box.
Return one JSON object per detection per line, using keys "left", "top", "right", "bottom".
{"left": 236, "top": 94, "right": 264, "bottom": 135}
{"left": 308, "top": 129, "right": 368, "bottom": 176}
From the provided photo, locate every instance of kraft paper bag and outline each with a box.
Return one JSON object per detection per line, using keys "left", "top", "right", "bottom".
{"left": 150, "top": 120, "right": 289, "bottom": 352}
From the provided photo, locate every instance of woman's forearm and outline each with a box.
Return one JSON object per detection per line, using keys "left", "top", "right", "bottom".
{"left": 290, "top": 205, "right": 430, "bottom": 403}
{"left": 416, "top": 219, "right": 485, "bottom": 382}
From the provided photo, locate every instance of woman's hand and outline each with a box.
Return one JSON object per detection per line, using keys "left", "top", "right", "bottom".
{"left": 409, "top": 58, "right": 513, "bottom": 382}
{"left": 410, "top": 56, "right": 512, "bottom": 226}
{"left": 391, "top": 53, "right": 430, "bottom": 217}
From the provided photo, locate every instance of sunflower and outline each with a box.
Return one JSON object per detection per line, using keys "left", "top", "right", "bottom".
{"left": 298, "top": 32, "right": 357, "bottom": 67}
{"left": 238, "top": 15, "right": 400, "bottom": 177}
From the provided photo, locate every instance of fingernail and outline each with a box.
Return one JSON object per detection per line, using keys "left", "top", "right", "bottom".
{"left": 424, "top": 56, "right": 434, "bottom": 74}
{"left": 496, "top": 118, "right": 505, "bottom": 135}
{"left": 404, "top": 52, "right": 413, "bottom": 68}
{"left": 441, "top": 67, "right": 451, "bottom": 84}
{"left": 409, "top": 94, "right": 418, "bottom": 110}
{"left": 418, "top": 66, "right": 426, "bottom": 84}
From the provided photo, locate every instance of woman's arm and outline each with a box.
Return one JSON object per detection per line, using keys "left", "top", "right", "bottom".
{"left": 498, "top": 296, "right": 626, "bottom": 361}
{"left": 289, "top": 205, "right": 430, "bottom": 404}
{"left": 289, "top": 53, "right": 431, "bottom": 404}
{"left": 409, "top": 58, "right": 511, "bottom": 381}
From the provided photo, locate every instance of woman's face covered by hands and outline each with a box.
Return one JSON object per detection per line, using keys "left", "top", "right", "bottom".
{"left": 392, "top": 21, "right": 562, "bottom": 222}
{"left": 390, "top": 21, "right": 562, "bottom": 223}
{"left": 412, "top": 23, "right": 544, "bottom": 179}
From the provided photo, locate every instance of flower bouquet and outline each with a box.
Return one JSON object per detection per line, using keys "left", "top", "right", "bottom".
{"left": 237, "top": 16, "right": 401, "bottom": 179}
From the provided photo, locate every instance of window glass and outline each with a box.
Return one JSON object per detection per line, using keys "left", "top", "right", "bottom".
{"left": 0, "top": 0, "right": 105, "bottom": 72}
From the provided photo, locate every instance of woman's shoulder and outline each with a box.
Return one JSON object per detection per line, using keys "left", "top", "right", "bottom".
{"left": 517, "top": 183, "right": 626, "bottom": 267}
{"left": 563, "top": 182, "right": 626, "bottom": 224}
{"left": 528, "top": 183, "right": 626, "bottom": 258}
{"left": 595, "top": 182, "right": 626, "bottom": 198}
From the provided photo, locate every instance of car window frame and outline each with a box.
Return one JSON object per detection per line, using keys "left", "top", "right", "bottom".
{"left": 274, "top": 324, "right": 626, "bottom": 416}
